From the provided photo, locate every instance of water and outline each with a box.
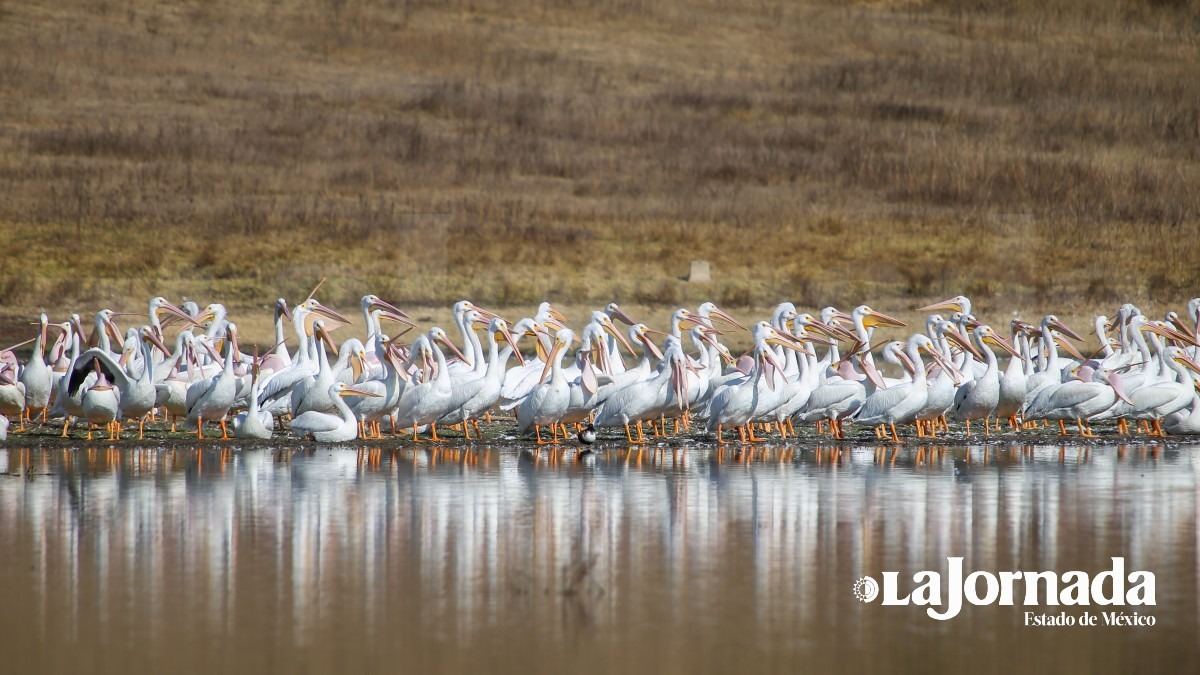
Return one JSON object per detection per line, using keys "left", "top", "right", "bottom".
{"left": 1, "top": 442, "right": 1196, "bottom": 674}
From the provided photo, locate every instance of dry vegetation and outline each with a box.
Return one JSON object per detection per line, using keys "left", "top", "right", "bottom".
{"left": 1, "top": 0, "right": 1198, "bottom": 345}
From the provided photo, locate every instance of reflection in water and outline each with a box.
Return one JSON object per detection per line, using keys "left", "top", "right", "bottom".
{"left": 0, "top": 443, "right": 1197, "bottom": 674}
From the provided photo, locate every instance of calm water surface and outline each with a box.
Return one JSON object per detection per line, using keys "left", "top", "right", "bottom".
{"left": 1, "top": 441, "right": 1197, "bottom": 674}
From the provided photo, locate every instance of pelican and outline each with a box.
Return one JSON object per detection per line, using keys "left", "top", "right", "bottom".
{"left": 518, "top": 328, "right": 575, "bottom": 444}
{"left": 995, "top": 321, "right": 1034, "bottom": 428}
{"left": 0, "top": 351, "right": 27, "bottom": 424}
{"left": 797, "top": 354, "right": 884, "bottom": 439}
{"left": 289, "top": 382, "right": 379, "bottom": 442}
{"left": 233, "top": 357, "right": 274, "bottom": 440}
{"left": 704, "top": 322, "right": 807, "bottom": 443}
{"left": 395, "top": 328, "right": 461, "bottom": 441}
{"left": 186, "top": 323, "right": 240, "bottom": 439}
{"left": 1124, "top": 345, "right": 1200, "bottom": 435}
{"left": 19, "top": 313, "right": 54, "bottom": 427}
{"left": 439, "top": 317, "right": 524, "bottom": 438}
{"left": 1023, "top": 367, "right": 1132, "bottom": 436}
{"left": 70, "top": 326, "right": 171, "bottom": 439}
{"left": 80, "top": 365, "right": 119, "bottom": 441}
{"left": 849, "top": 335, "right": 956, "bottom": 442}
{"left": 350, "top": 335, "right": 410, "bottom": 438}
{"left": 595, "top": 337, "right": 688, "bottom": 444}
{"left": 950, "top": 325, "right": 1019, "bottom": 436}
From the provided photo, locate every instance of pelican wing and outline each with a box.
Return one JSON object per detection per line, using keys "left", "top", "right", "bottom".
{"left": 289, "top": 410, "right": 343, "bottom": 435}
{"left": 853, "top": 383, "right": 915, "bottom": 424}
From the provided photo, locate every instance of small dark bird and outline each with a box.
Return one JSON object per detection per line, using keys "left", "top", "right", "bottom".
{"left": 578, "top": 422, "right": 597, "bottom": 445}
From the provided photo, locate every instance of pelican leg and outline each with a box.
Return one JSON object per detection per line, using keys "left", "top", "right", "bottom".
{"left": 715, "top": 424, "right": 726, "bottom": 445}
{"left": 138, "top": 417, "right": 146, "bottom": 440}
{"left": 637, "top": 422, "right": 648, "bottom": 444}
{"left": 1153, "top": 419, "right": 1166, "bottom": 437}
{"left": 62, "top": 418, "right": 71, "bottom": 437}
{"left": 746, "top": 423, "right": 765, "bottom": 443}
{"left": 816, "top": 420, "right": 825, "bottom": 435}
{"left": 1058, "top": 420, "right": 1067, "bottom": 436}
{"left": 16, "top": 408, "right": 27, "bottom": 433}
{"left": 786, "top": 419, "right": 795, "bottom": 436}
{"left": 412, "top": 423, "right": 424, "bottom": 442}
{"left": 983, "top": 418, "right": 990, "bottom": 438}
{"left": 430, "top": 423, "right": 441, "bottom": 442}
{"left": 736, "top": 425, "right": 746, "bottom": 443}
{"left": 197, "top": 419, "right": 205, "bottom": 440}
{"left": 559, "top": 423, "right": 570, "bottom": 440}
{"left": 485, "top": 411, "right": 493, "bottom": 424}
{"left": 889, "top": 423, "right": 902, "bottom": 444}
{"left": 462, "top": 420, "right": 471, "bottom": 440}
{"left": 219, "top": 419, "right": 230, "bottom": 440}
{"left": 625, "top": 423, "right": 639, "bottom": 444}
{"left": 776, "top": 421, "right": 788, "bottom": 439}
{"left": 86, "top": 425, "right": 93, "bottom": 441}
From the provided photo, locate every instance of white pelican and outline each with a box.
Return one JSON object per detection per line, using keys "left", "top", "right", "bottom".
{"left": 849, "top": 335, "right": 956, "bottom": 442}
{"left": 1024, "top": 366, "right": 1132, "bottom": 436}
{"left": 233, "top": 358, "right": 274, "bottom": 440}
{"left": 950, "top": 325, "right": 1019, "bottom": 436}
{"left": 704, "top": 322, "right": 807, "bottom": 443}
{"left": 517, "top": 328, "right": 575, "bottom": 444}
{"left": 0, "top": 351, "right": 27, "bottom": 424}
{"left": 349, "top": 335, "right": 410, "bottom": 438}
{"left": 595, "top": 337, "right": 687, "bottom": 444}
{"left": 70, "top": 327, "right": 171, "bottom": 439}
{"left": 439, "top": 318, "right": 524, "bottom": 438}
{"left": 81, "top": 365, "right": 119, "bottom": 441}
{"left": 1124, "top": 345, "right": 1200, "bottom": 435}
{"left": 289, "top": 382, "right": 380, "bottom": 442}
{"left": 797, "top": 355, "right": 884, "bottom": 439}
{"left": 185, "top": 323, "right": 241, "bottom": 440}
{"left": 19, "top": 314, "right": 54, "bottom": 427}
{"left": 395, "top": 328, "right": 460, "bottom": 441}
{"left": 995, "top": 321, "right": 1035, "bottom": 428}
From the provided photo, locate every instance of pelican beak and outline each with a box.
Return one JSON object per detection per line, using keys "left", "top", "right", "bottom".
{"left": 159, "top": 300, "right": 204, "bottom": 329}
{"left": 1168, "top": 314, "right": 1193, "bottom": 337}
{"left": 376, "top": 306, "right": 418, "bottom": 331}
{"left": 672, "top": 357, "right": 689, "bottom": 409}
{"left": 767, "top": 331, "right": 813, "bottom": 356}
{"left": 707, "top": 307, "right": 746, "bottom": 331}
{"left": 760, "top": 349, "right": 784, "bottom": 391}
{"left": 609, "top": 305, "right": 636, "bottom": 326}
{"left": 339, "top": 384, "right": 381, "bottom": 398}
{"left": 802, "top": 331, "right": 836, "bottom": 347}
{"left": 144, "top": 330, "right": 172, "bottom": 357}
{"left": 1050, "top": 318, "right": 1084, "bottom": 342}
{"left": 549, "top": 307, "right": 569, "bottom": 324}
{"left": 916, "top": 298, "right": 963, "bottom": 313}
{"left": 984, "top": 333, "right": 1020, "bottom": 357}
{"left": 1173, "top": 351, "right": 1200, "bottom": 375}
{"left": 500, "top": 328, "right": 526, "bottom": 366}
{"left": 1054, "top": 334, "right": 1087, "bottom": 361}
{"left": 1107, "top": 373, "right": 1133, "bottom": 406}
{"left": 637, "top": 329, "right": 665, "bottom": 361}
{"left": 604, "top": 321, "right": 637, "bottom": 357}
{"left": 315, "top": 324, "right": 337, "bottom": 354}
{"left": 352, "top": 352, "right": 366, "bottom": 381}
{"left": 1145, "top": 322, "right": 1200, "bottom": 347}
{"left": 862, "top": 309, "right": 907, "bottom": 329}
{"left": 118, "top": 348, "right": 133, "bottom": 367}
{"left": 437, "top": 334, "right": 469, "bottom": 363}
{"left": 925, "top": 345, "right": 965, "bottom": 385}
{"left": 310, "top": 300, "right": 352, "bottom": 327}
{"left": 278, "top": 299, "right": 293, "bottom": 322}
{"left": 105, "top": 318, "right": 125, "bottom": 348}
{"left": 943, "top": 330, "right": 982, "bottom": 359}
{"left": 808, "top": 319, "right": 853, "bottom": 343}
{"left": 539, "top": 340, "right": 566, "bottom": 384}
{"left": 472, "top": 305, "right": 502, "bottom": 322}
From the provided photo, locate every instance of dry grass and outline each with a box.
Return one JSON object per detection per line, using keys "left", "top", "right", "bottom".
{"left": 1, "top": 0, "right": 1198, "bottom": 346}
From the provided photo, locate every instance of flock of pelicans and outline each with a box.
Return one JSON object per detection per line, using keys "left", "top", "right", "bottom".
{"left": 0, "top": 292, "right": 1199, "bottom": 445}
